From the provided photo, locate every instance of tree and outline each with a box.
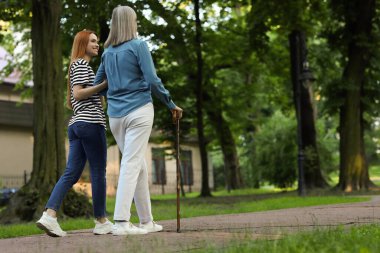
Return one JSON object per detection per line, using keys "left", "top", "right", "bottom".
{"left": 193, "top": 0, "right": 212, "bottom": 196}
{"left": 0, "top": 0, "right": 91, "bottom": 223}
{"left": 329, "top": 0, "right": 377, "bottom": 191}
{"left": 246, "top": 0, "right": 328, "bottom": 189}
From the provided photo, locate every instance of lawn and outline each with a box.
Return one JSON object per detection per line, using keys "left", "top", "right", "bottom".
{"left": 199, "top": 224, "right": 380, "bottom": 253}
{"left": 369, "top": 165, "right": 380, "bottom": 186}
{"left": 0, "top": 188, "right": 369, "bottom": 239}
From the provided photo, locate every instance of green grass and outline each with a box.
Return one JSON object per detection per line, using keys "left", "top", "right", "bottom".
{"left": 370, "top": 165, "right": 380, "bottom": 186}
{"left": 0, "top": 189, "right": 369, "bottom": 239}
{"left": 199, "top": 224, "right": 380, "bottom": 253}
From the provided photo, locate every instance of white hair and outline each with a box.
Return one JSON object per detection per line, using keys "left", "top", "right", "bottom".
{"left": 104, "top": 6, "right": 137, "bottom": 48}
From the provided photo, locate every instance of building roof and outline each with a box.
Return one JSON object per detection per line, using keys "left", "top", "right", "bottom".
{"left": 0, "top": 100, "right": 33, "bottom": 128}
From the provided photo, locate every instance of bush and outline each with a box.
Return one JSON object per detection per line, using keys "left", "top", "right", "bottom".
{"left": 254, "top": 111, "right": 298, "bottom": 188}
{"left": 240, "top": 111, "right": 339, "bottom": 188}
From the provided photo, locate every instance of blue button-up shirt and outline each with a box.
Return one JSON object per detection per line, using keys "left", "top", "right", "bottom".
{"left": 94, "top": 39, "right": 176, "bottom": 117}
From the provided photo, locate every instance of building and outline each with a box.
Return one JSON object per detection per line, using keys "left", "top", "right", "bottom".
{"left": 0, "top": 46, "right": 213, "bottom": 196}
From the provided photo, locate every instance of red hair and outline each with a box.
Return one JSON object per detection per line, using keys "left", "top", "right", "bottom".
{"left": 66, "top": 30, "right": 97, "bottom": 109}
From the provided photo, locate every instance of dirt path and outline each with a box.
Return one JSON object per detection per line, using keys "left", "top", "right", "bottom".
{"left": 2, "top": 196, "right": 380, "bottom": 253}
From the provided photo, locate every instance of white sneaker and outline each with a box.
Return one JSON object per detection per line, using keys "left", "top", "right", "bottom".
{"left": 93, "top": 218, "right": 113, "bottom": 235}
{"left": 36, "top": 211, "right": 67, "bottom": 237}
{"left": 112, "top": 221, "right": 148, "bottom": 235}
{"left": 139, "top": 221, "right": 163, "bottom": 233}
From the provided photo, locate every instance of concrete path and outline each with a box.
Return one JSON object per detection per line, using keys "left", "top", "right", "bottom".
{"left": 1, "top": 196, "right": 380, "bottom": 253}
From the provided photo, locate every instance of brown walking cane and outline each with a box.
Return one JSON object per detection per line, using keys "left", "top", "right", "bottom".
{"left": 174, "top": 112, "right": 181, "bottom": 233}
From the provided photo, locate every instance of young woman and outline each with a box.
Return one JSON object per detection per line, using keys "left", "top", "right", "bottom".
{"left": 94, "top": 6, "right": 183, "bottom": 235}
{"left": 36, "top": 30, "right": 112, "bottom": 237}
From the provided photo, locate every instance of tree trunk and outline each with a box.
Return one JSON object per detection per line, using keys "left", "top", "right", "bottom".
{"left": 30, "top": 0, "right": 66, "bottom": 199}
{"left": 204, "top": 92, "right": 243, "bottom": 190}
{"left": 194, "top": 0, "right": 211, "bottom": 197}
{"left": 289, "top": 30, "right": 328, "bottom": 191}
{"left": 338, "top": 0, "right": 375, "bottom": 191}
{"left": 0, "top": 0, "right": 91, "bottom": 223}
{"left": 339, "top": 86, "right": 365, "bottom": 191}
{"left": 143, "top": 0, "right": 212, "bottom": 196}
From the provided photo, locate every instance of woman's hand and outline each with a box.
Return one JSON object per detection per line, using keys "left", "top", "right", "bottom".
{"left": 72, "top": 79, "right": 108, "bottom": 101}
{"left": 171, "top": 106, "right": 183, "bottom": 122}
{"left": 100, "top": 79, "right": 108, "bottom": 89}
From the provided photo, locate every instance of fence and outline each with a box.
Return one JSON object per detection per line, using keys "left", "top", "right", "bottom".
{"left": 0, "top": 170, "right": 30, "bottom": 189}
{"left": 0, "top": 170, "right": 199, "bottom": 195}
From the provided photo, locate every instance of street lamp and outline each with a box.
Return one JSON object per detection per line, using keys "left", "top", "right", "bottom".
{"left": 299, "top": 62, "right": 316, "bottom": 87}
{"left": 296, "top": 61, "right": 316, "bottom": 196}
{"left": 289, "top": 30, "right": 318, "bottom": 197}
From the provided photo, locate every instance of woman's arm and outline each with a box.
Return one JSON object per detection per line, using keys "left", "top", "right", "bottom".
{"left": 137, "top": 41, "right": 176, "bottom": 110}
{"left": 94, "top": 60, "right": 108, "bottom": 96}
{"left": 72, "top": 79, "right": 108, "bottom": 101}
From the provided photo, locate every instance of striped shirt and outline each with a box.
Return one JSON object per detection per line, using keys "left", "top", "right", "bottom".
{"left": 68, "top": 58, "right": 106, "bottom": 128}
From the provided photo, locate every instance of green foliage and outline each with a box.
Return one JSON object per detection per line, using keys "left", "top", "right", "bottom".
{"left": 366, "top": 126, "right": 380, "bottom": 165}
{"left": 0, "top": 0, "right": 31, "bottom": 23}
{"left": 314, "top": 116, "right": 339, "bottom": 177}
{"left": 253, "top": 111, "right": 297, "bottom": 188}
{"left": 243, "top": 112, "right": 339, "bottom": 188}
{"left": 61, "top": 190, "right": 92, "bottom": 218}
{"left": 1, "top": 0, "right": 380, "bottom": 192}
{"left": 12, "top": 188, "right": 39, "bottom": 221}
{"left": 369, "top": 166, "right": 380, "bottom": 186}
{"left": 0, "top": 22, "right": 33, "bottom": 101}
{"left": 210, "top": 149, "right": 226, "bottom": 189}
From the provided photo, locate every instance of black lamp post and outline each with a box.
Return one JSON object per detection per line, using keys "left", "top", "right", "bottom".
{"left": 289, "top": 30, "right": 316, "bottom": 197}
{"left": 297, "top": 62, "right": 315, "bottom": 197}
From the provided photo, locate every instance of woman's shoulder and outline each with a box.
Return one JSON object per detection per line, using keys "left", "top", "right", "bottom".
{"left": 105, "top": 39, "right": 147, "bottom": 53}
{"left": 131, "top": 38, "right": 144, "bottom": 43}
{"left": 70, "top": 58, "right": 90, "bottom": 72}
{"left": 128, "top": 38, "right": 147, "bottom": 47}
{"left": 71, "top": 58, "right": 88, "bottom": 67}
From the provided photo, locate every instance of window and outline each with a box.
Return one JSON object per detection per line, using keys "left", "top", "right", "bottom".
{"left": 181, "top": 150, "right": 193, "bottom": 186}
{"left": 152, "top": 148, "right": 166, "bottom": 185}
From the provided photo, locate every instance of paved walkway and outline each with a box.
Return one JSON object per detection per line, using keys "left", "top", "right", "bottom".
{"left": 1, "top": 196, "right": 380, "bottom": 253}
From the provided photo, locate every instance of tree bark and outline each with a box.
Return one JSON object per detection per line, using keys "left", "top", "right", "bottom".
{"left": 0, "top": 0, "right": 91, "bottom": 223}
{"left": 337, "top": 0, "right": 375, "bottom": 191}
{"left": 30, "top": 0, "right": 66, "bottom": 200}
{"left": 204, "top": 92, "right": 243, "bottom": 190}
{"left": 193, "top": 0, "right": 211, "bottom": 197}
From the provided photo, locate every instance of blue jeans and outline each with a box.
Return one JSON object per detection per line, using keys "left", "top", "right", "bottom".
{"left": 46, "top": 121, "right": 107, "bottom": 218}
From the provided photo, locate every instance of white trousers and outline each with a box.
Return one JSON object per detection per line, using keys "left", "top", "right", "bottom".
{"left": 110, "top": 103, "right": 154, "bottom": 223}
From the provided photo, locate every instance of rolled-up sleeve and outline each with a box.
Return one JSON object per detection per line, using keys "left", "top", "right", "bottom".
{"left": 137, "top": 41, "right": 176, "bottom": 109}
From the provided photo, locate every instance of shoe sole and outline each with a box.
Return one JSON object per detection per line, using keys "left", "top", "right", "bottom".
{"left": 36, "top": 221, "right": 64, "bottom": 237}
{"left": 141, "top": 226, "right": 163, "bottom": 233}
{"left": 112, "top": 231, "right": 148, "bottom": 236}
{"left": 93, "top": 230, "right": 113, "bottom": 235}
{"left": 145, "top": 228, "right": 163, "bottom": 233}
